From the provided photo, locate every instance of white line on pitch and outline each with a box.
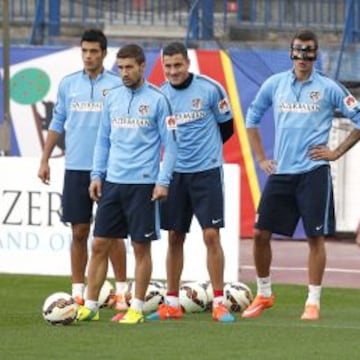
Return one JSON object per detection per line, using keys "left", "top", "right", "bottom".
{"left": 241, "top": 265, "right": 360, "bottom": 274}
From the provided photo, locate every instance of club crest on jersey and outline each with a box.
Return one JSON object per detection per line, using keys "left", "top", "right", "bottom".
{"left": 344, "top": 95, "right": 358, "bottom": 110}
{"left": 309, "top": 91, "right": 321, "bottom": 103}
{"left": 218, "top": 98, "right": 230, "bottom": 114}
{"left": 102, "top": 89, "right": 109, "bottom": 96}
{"left": 166, "top": 115, "right": 177, "bottom": 130}
{"left": 191, "top": 98, "right": 202, "bottom": 110}
{"left": 138, "top": 104, "right": 150, "bottom": 116}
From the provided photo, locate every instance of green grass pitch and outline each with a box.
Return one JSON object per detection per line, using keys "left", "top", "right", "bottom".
{"left": 1, "top": 274, "right": 360, "bottom": 360}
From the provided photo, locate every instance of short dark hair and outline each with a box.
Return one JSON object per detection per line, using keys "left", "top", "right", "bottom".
{"left": 162, "top": 42, "right": 188, "bottom": 59}
{"left": 81, "top": 28, "right": 107, "bottom": 50}
{"left": 291, "top": 29, "right": 318, "bottom": 48}
{"left": 116, "top": 44, "right": 145, "bottom": 65}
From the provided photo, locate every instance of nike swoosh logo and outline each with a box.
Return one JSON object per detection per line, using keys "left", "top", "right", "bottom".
{"left": 315, "top": 225, "right": 323, "bottom": 231}
{"left": 144, "top": 231, "right": 154, "bottom": 238}
{"left": 211, "top": 219, "right": 222, "bottom": 225}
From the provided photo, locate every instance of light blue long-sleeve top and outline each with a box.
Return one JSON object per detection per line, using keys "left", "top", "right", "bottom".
{"left": 161, "top": 74, "right": 232, "bottom": 173}
{"left": 246, "top": 69, "right": 360, "bottom": 174}
{"left": 91, "top": 80, "right": 177, "bottom": 186}
{"left": 49, "top": 69, "right": 122, "bottom": 170}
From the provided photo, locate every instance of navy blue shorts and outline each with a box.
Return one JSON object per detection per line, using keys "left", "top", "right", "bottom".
{"left": 61, "top": 170, "right": 93, "bottom": 224}
{"left": 256, "top": 165, "right": 335, "bottom": 237}
{"left": 161, "top": 167, "right": 224, "bottom": 232}
{"left": 93, "top": 182, "right": 160, "bottom": 242}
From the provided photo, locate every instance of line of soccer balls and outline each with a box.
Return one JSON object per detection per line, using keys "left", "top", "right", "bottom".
{"left": 42, "top": 280, "right": 253, "bottom": 325}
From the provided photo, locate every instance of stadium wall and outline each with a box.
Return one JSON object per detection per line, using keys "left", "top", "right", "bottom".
{"left": 0, "top": 157, "right": 239, "bottom": 280}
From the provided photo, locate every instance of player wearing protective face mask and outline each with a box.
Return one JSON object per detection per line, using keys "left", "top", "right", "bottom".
{"left": 243, "top": 29, "right": 360, "bottom": 320}
{"left": 290, "top": 44, "right": 318, "bottom": 61}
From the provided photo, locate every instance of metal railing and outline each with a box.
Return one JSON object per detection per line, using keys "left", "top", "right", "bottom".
{"left": 3, "top": 0, "right": 360, "bottom": 43}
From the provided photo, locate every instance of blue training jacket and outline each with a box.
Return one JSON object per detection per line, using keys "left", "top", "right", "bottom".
{"left": 246, "top": 69, "right": 360, "bottom": 174}
{"left": 91, "top": 80, "right": 177, "bottom": 186}
{"left": 49, "top": 69, "right": 121, "bottom": 170}
{"left": 161, "top": 74, "right": 232, "bottom": 173}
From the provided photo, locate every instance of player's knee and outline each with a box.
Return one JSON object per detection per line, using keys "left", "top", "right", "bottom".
{"left": 253, "top": 229, "right": 271, "bottom": 244}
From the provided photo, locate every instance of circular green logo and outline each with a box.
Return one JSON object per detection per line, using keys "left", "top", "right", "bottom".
{"left": 10, "top": 68, "right": 50, "bottom": 105}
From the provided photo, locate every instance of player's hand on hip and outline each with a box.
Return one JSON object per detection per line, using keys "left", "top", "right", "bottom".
{"left": 89, "top": 179, "right": 102, "bottom": 201}
{"left": 308, "top": 145, "right": 338, "bottom": 161}
{"left": 151, "top": 185, "right": 168, "bottom": 201}
{"left": 259, "top": 159, "right": 277, "bottom": 175}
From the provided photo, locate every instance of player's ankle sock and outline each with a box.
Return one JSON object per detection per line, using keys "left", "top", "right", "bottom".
{"left": 166, "top": 293, "right": 180, "bottom": 308}
{"left": 115, "top": 281, "right": 128, "bottom": 294}
{"left": 213, "top": 289, "right": 224, "bottom": 306}
{"left": 72, "top": 283, "right": 85, "bottom": 298}
{"left": 84, "top": 300, "right": 99, "bottom": 313}
{"left": 305, "top": 284, "right": 321, "bottom": 306}
{"left": 131, "top": 298, "right": 144, "bottom": 313}
{"left": 256, "top": 276, "right": 272, "bottom": 297}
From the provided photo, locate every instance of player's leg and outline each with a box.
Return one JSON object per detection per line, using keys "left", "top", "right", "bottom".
{"left": 202, "top": 228, "right": 234, "bottom": 322}
{"left": 166, "top": 230, "right": 185, "bottom": 300}
{"left": 243, "top": 174, "right": 298, "bottom": 318}
{"left": 109, "top": 238, "right": 128, "bottom": 310}
{"left": 307, "top": 236, "right": 326, "bottom": 286}
{"left": 77, "top": 236, "right": 112, "bottom": 321}
{"left": 192, "top": 167, "right": 234, "bottom": 322}
{"left": 203, "top": 228, "right": 224, "bottom": 291}
{"left": 118, "top": 241, "right": 151, "bottom": 324}
{"left": 300, "top": 235, "right": 326, "bottom": 320}
{"left": 70, "top": 223, "right": 90, "bottom": 304}
{"left": 253, "top": 229, "right": 272, "bottom": 278}
{"left": 87, "top": 237, "right": 112, "bottom": 301}
{"left": 118, "top": 184, "right": 156, "bottom": 324}
{"left": 300, "top": 165, "right": 334, "bottom": 320}
{"left": 78, "top": 181, "right": 126, "bottom": 321}
{"left": 62, "top": 170, "right": 94, "bottom": 305}
{"left": 146, "top": 229, "right": 185, "bottom": 320}
{"left": 147, "top": 173, "right": 188, "bottom": 320}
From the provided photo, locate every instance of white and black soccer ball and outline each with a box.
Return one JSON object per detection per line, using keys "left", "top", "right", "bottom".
{"left": 198, "top": 281, "right": 213, "bottom": 311}
{"left": 84, "top": 279, "right": 115, "bottom": 308}
{"left": 179, "top": 282, "right": 208, "bottom": 313}
{"left": 125, "top": 280, "right": 165, "bottom": 313}
{"left": 42, "top": 292, "right": 78, "bottom": 325}
{"left": 224, "top": 282, "right": 253, "bottom": 313}
{"left": 143, "top": 280, "right": 165, "bottom": 313}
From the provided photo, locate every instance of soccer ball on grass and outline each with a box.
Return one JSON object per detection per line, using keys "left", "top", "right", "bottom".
{"left": 42, "top": 292, "right": 78, "bottom": 325}
{"left": 179, "top": 282, "right": 208, "bottom": 313}
{"left": 224, "top": 281, "right": 253, "bottom": 312}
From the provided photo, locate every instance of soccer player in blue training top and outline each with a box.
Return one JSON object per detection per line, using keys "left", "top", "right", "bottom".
{"left": 38, "top": 28, "right": 129, "bottom": 310}
{"left": 242, "top": 29, "right": 360, "bottom": 320}
{"left": 147, "top": 42, "right": 235, "bottom": 323}
{"left": 76, "top": 44, "right": 177, "bottom": 324}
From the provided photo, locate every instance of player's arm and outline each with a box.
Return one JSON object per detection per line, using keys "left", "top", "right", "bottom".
{"left": 211, "top": 83, "right": 234, "bottom": 144}
{"left": 219, "top": 119, "right": 233, "bottom": 143}
{"left": 155, "top": 97, "right": 177, "bottom": 197}
{"left": 91, "top": 96, "right": 112, "bottom": 179}
{"left": 309, "top": 128, "right": 360, "bottom": 161}
{"left": 310, "top": 83, "right": 360, "bottom": 161}
{"left": 38, "top": 81, "right": 67, "bottom": 184}
{"left": 247, "top": 127, "right": 276, "bottom": 174}
{"left": 246, "top": 78, "right": 276, "bottom": 174}
{"left": 38, "top": 130, "right": 62, "bottom": 184}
